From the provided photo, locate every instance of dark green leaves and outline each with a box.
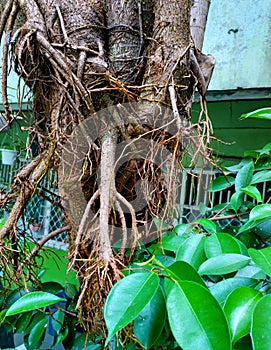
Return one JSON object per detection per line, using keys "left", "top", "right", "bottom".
{"left": 208, "top": 176, "right": 235, "bottom": 192}
{"left": 6, "top": 292, "right": 66, "bottom": 316}
{"left": 198, "top": 254, "right": 251, "bottom": 276}
{"left": 176, "top": 234, "right": 206, "bottom": 269}
{"left": 251, "top": 295, "right": 271, "bottom": 350}
{"left": 239, "top": 204, "right": 271, "bottom": 233}
{"left": 104, "top": 272, "right": 159, "bottom": 345}
{"left": 240, "top": 108, "right": 271, "bottom": 120}
{"left": 167, "top": 282, "right": 231, "bottom": 350}
{"left": 248, "top": 247, "right": 271, "bottom": 276}
{"left": 223, "top": 287, "right": 262, "bottom": 344}
{"left": 133, "top": 287, "right": 166, "bottom": 349}
{"left": 204, "top": 233, "right": 242, "bottom": 258}
{"left": 235, "top": 161, "right": 254, "bottom": 191}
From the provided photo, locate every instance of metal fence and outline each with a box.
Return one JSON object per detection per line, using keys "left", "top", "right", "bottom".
{"left": 2, "top": 158, "right": 270, "bottom": 250}
{"left": 0, "top": 157, "right": 68, "bottom": 250}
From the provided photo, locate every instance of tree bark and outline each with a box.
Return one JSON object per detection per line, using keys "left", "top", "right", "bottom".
{"left": 0, "top": 0, "right": 214, "bottom": 338}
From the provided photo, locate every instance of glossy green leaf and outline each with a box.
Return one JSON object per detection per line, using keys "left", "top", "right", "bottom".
{"left": 252, "top": 219, "right": 271, "bottom": 239}
{"left": 176, "top": 234, "right": 206, "bottom": 269}
{"left": 164, "top": 261, "right": 207, "bottom": 295}
{"left": 235, "top": 239, "right": 248, "bottom": 256}
{"left": 235, "top": 161, "right": 254, "bottom": 192}
{"left": 225, "top": 158, "right": 252, "bottom": 173}
{"left": 5, "top": 289, "right": 27, "bottom": 309}
{"left": 251, "top": 170, "right": 271, "bottom": 185}
{"left": 230, "top": 192, "right": 244, "bottom": 212}
{"left": 51, "top": 309, "right": 65, "bottom": 334}
{"left": 54, "top": 325, "right": 69, "bottom": 346}
{"left": 240, "top": 107, "right": 271, "bottom": 120}
{"left": 28, "top": 316, "right": 48, "bottom": 350}
{"left": 205, "top": 233, "right": 241, "bottom": 258}
{"left": 223, "top": 287, "right": 262, "bottom": 344}
{"left": 41, "top": 281, "right": 63, "bottom": 295}
{"left": 15, "top": 311, "right": 33, "bottom": 333}
{"left": 196, "top": 219, "right": 217, "bottom": 234}
{"left": 161, "top": 234, "right": 186, "bottom": 252}
{"left": 133, "top": 286, "right": 166, "bottom": 349}
{"left": 248, "top": 247, "right": 271, "bottom": 276}
{"left": 250, "top": 204, "right": 271, "bottom": 221}
{"left": 104, "top": 272, "right": 159, "bottom": 345}
{"left": 238, "top": 204, "right": 271, "bottom": 233}
{"left": 6, "top": 292, "right": 66, "bottom": 316}
{"left": 173, "top": 223, "right": 194, "bottom": 235}
{"left": 208, "top": 176, "right": 235, "bottom": 192}
{"left": 198, "top": 254, "right": 251, "bottom": 276}
{"left": 210, "top": 277, "right": 258, "bottom": 306}
{"left": 24, "top": 312, "right": 45, "bottom": 334}
{"left": 235, "top": 264, "right": 266, "bottom": 280}
{"left": 167, "top": 282, "right": 231, "bottom": 350}
{"left": 241, "top": 186, "right": 262, "bottom": 203}
{"left": 251, "top": 294, "right": 271, "bottom": 350}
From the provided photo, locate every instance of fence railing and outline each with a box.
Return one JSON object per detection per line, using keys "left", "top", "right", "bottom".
{"left": 2, "top": 159, "right": 270, "bottom": 250}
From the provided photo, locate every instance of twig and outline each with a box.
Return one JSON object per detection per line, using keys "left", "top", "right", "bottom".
{"left": 168, "top": 80, "right": 182, "bottom": 129}
{"left": 26, "top": 225, "right": 71, "bottom": 261}
{"left": 55, "top": 2, "right": 68, "bottom": 42}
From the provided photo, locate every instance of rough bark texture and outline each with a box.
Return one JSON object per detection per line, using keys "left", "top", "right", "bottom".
{"left": 0, "top": 0, "right": 214, "bottom": 339}
{"left": 190, "top": 0, "right": 210, "bottom": 50}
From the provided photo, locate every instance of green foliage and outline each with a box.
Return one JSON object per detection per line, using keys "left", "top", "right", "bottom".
{"left": 0, "top": 281, "right": 81, "bottom": 349}
{"left": 103, "top": 108, "right": 271, "bottom": 349}
{"left": 2, "top": 106, "right": 271, "bottom": 349}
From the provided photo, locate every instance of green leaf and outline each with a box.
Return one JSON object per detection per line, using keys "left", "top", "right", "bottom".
{"left": 5, "top": 289, "right": 27, "bottom": 309}
{"left": 251, "top": 294, "right": 271, "bottom": 350}
{"left": 235, "top": 264, "right": 266, "bottom": 280}
{"left": 164, "top": 261, "right": 207, "bottom": 295}
{"left": 161, "top": 234, "right": 186, "bottom": 252}
{"left": 51, "top": 309, "right": 65, "bottom": 334}
{"left": 204, "top": 233, "right": 241, "bottom": 258}
{"left": 241, "top": 186, "right": 262, "bottom": 203}
{"left": 230, "top": 192, "right": 244, "bottom": 212}
{"left": 208, "top": 176, "right": 235, "bottom": 192}
{"left": 251, "top": 170, "right": 271, "bottom": 185}
{"left": 15, "top": 311, "right": 33, "bottom": 333}
{"left": 42, "top": 281, "right": 63, "bottom": 295}
{"left": 252, "top": 219, "right": 271, "bottom": 240}
{"left": 250, "top": 204, "right": 271, "bottom": 221}
{"left": 223, "top": 287, "right": 262, "bottom": 344}
{"left": 196, "top": 219, "right": 217, "bottom": 234}
{"left": 28, "top": 316, "right": 48, "bottom": 350}
{"left": 198, "top": 254, "right": 251, "bottom": 276}
{"left": 173, "top": 223, "right": 194, "bottom": 235}
{"left": 235, "top": 161, "right": 254, "bottom": 191}
{"left": 54, "top": 324, "right": 69, "bottom": 346}
{"left": 238, "top": 204, "right": 271, "bottom": 233}
{"left": 24, "top": 312, "right": 45, "bottom": 334}
{"left": 240, "top": 107, "right": 271, "bottom": 120}
{"left": 167, "top": 282, "right": 231, "bottom": 350}
{"left": 72, "top": 334, "right": 101, "bottom": 350}
{"left": 210, "top": 277, "right": 258, "bottom": 307}
{"left": 248, "top": 247, "right": 271, "bottom": 276}
{"left": 104, "top": 272, "right": 159, "bottom": 345}
{"left": 6, "top": 292, "right": 66, "bottom": 316}
{"left": 176, "top": 234, "right": 206, "bottom": 269}
{"left": 133, "top": 286, "right": 166, "bottom": 349}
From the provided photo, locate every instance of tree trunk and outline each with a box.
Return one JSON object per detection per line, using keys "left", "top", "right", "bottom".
{"left": 0, "top": 0, "right": 214, "bottom": 336}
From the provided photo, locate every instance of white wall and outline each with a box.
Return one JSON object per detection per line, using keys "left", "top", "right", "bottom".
{"left": 203, "top": 0, "right": 271, "bottom": 90}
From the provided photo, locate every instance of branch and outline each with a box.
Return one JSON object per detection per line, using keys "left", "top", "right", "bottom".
{"left": 0, "top": 149, "right": 54, "bottom": 240}
{"left": 26, "top": 225, "right": 71, "bottom": 261}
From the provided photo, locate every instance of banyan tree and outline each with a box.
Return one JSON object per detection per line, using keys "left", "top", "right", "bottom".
{"left": 0, "top": 0, "right": 215, "bottom": 335}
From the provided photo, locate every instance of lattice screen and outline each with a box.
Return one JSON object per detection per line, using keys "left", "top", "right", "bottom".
{"left": 1, "top": 159, "right": 270, "bottom": 250}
